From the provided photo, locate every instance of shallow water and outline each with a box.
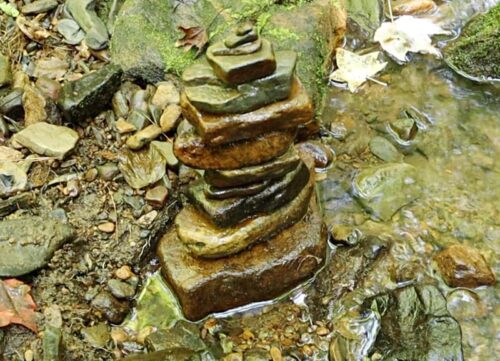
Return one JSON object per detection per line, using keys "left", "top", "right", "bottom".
{"left": 211, "top": 6, "right": 499, "bottom": 361}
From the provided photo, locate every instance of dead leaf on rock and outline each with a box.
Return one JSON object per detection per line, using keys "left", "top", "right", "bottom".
{"left": 0, "top": 278, "right": 37, "bottom": 332}
{"left": 329, "top": 48, "right": 388, "bottom": 92}
{"left": 175, "top": 26, "right": 208, "bottom": 55}
{"left": 16, "top": 15, "right": 51, "bottom": 43}
{"left": 374, "top": 16, "right": 449, "bottom": 62}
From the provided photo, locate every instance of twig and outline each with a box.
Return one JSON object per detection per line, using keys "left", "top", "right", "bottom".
{"left": 387, "top": 0, "right": 394, "bottom": 23}
{"left": 367, "top": 76, "right": 388, "bottom": 87}
{"left": 106, "top": 186, "right": 119, "bottom": 241}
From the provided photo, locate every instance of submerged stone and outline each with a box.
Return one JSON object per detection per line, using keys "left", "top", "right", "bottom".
{"left": 435, "top": 244, "right": 496, "bottom": 288}
{"left": 185, "top": 162, "right": 310, "bottom": 228}
{"left": 207, "top": 39, "right": 276, "bottom": 85}
{"left": 0, "top": 216, "right": 75, "bottom": 277}
{"left": 181, "top": 78, "right": 313, "bottom": 145}
{"left": 12, "top": 122, "right": 79, "bottom": 158}
{"left": 176, "top": 170, "right": 314, "bottom": 258}
{"left": 159, "top": 192, "right": 326, "bottom": 320}
{"left": 66, "top": 0, "right": 109, "bottom": 50}
{"left": 58, "top": 64, "right": 122, "bottom": 122}
{"left": 145, "top": 321, "right": 206, "bottom": 352}
{"left": 204, "top": 146, "right": 301, "bottom": 188}
{"left": 184, "top": 51, "right": 296, "bottom": 114}
{"left": 369, "top": 136, "right": 403, "bottom": 162}
{"left": 352, "top": 163, "right": 420, "bottom": 221}
{"left": 174, "top": 126, "right": 296, "bottom": 170}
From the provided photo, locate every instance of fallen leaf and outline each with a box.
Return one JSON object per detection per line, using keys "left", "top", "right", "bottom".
{"left": 329, "top": 48, "right": 388, "bottom": 92}
{"left": 0, "top": 279, "right": 37, "bottom": 332}
{"left": 175, "top": 26, "right": 208, "bottom": 55}
{"left": 374, "top": 16, "right": 449, "bottom": 62}
{"left": 0, "top": 2, "right": 19, "bottom": 17}
{"left": 16, "top": 15, "right": 51, "bottom": 42}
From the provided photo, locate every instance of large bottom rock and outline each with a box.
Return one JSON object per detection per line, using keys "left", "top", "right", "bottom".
{"left": 174, "top": 127, "right": 296, "bottom": 170}
{"left": 157, "top": 196, "right": 327, "bottom": 321}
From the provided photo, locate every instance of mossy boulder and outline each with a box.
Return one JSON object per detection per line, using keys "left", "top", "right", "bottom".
{"left": 444, "top": 4, "right": 500, "bottom": 81}
{"left": 110, "top": 0, "right": 346, "bottom": 108}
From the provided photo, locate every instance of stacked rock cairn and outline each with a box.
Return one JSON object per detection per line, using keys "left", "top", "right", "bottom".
{"left": 157, "top": 23, "right": 328, "bottom": 320}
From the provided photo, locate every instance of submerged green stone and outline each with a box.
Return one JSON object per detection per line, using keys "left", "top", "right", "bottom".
{"left": 186, "top": 162, "right": 309, "bottom": 228}
{"left": 207, "top": 39, "right": 276, "bottom": 85}
{"left": 204, "top": 146, "right": 301, "bottom": 188}
{"left": 184, "top": 51, "right": 297, "bottom": 114}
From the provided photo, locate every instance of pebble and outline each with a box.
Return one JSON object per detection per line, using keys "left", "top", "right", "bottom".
{"left": 84, "top": 168, "right": 98, "bottom": 182}
{"left": 12, "top": 122, "right": 79, "bottom": 159}
{"left": 159, "top": 104, "right": 182, "bottom": 132}
{"left": 112, "top": 91, "right": 130, "bottom": 118}
{"left": 97, "top": 162, "right": 120, "bottom": 181}
{"left": 91, "top": 291, "right": 130, "bottom": 324}
{"left": 35, "top": 77, "right": 61, "bottom": 100}
{"left": 145, "top": 185, "right": 169, "bottom": 208}
{"left": 126, "top": 124, "right": 163, "bottom": 150}
{"left": 98, "top": 222, "right": 115, "bottom": 234}
{"left": 296, "top": 141, "right": 334, "bottom": 168}
{"left": 270, "top": 346, "right": 283, "bottom": 361}
{"left": 81, "top": 322, "right": 110, "bottom": 348}
{"left": 44, "top": 305, "right": 63, "bottom": 328}
{"left": 107, "top": 279, "right": 136, "bottom": 299}
{"left": 115, "top": 265, "right": 134, "bottom": 280}
{"left": 151, "top": 81, "right": 180, "bottom": 108}
{"left": 21, "top": 0, "right": 58, "bottom": 14}
{"left": 138, "top": 210, "right": 158, "bottom": 226}
{"left": 435, "top": 244, "right": 496, "bottom": 288}
{"left": 0, "top": 146, "right": 23, "bottom": 162}
{"left": 115, "top": 118, "right": 136, "bottom": 134}
{"left": 0, "top": 53, "right": 12, "bottom": 87}
{"left": 446, "top": 289, "right": 487, "bottom": 321}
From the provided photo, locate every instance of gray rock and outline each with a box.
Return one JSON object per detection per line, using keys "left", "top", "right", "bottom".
{"left": 56, "top": 19, "right": 85, "bottom": 45}
{"left": 107, "top": 279, "right": 135, "bottom": 299}
{"left": 97, "top": 162, "right": 120, "bottom": 180}
{"left": 42, "top": 325, "right": 63, "bottom": 361}
{"left": 0, "top": 216, "right": 75, "bottom": 277}
{"left": 66, "top": 0, "right": 109, "bottom": 50}
{"left": 0, "top": 53, "right": 12, "bottom": 87}
{"left": 369, "top": 136, "right": 403, "bottom": 162}
{"left": 91, "top": 291, "right": 130, "bottom": 324}
{"left": 0, "top": 162, "right": 28, "bottom": 197}
{"left": 58, "top": 64, "right": 122, "bottom": 122}
{"left": 352, "top": 163, "right": 420, "bottom": 221}
{"left": 21, "top": 0, "right": 58, "bottom": 15}
{"left": 12, "top": 122, "right": 79, "bottom": 158}
{"left": 0, "top": 89, "right": 23, "bottom": 118}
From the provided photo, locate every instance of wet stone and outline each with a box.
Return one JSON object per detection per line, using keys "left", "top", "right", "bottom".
{"left": 21, "top": 0, "right": 58, "bottom": 15}
{"left": 207, "top": 38, "right": 276, "bottom": 85}
{"left": 184, "top": 51, "right": 297, "bottom": 114}
{"left": 174, "top": 126, "right": 296, "bottom": 170}
{"left": 151, "top": 82, "right": 180, "bottom": 108}
{"left": 58, "top": 64, "right": 122, "bottom": 122}
{"left": 115, "top": 118, "right": 136, "bottom": 134}
{"left": 158, "top": 193, "right": 327, "bottom": 320}
{"left": 206, "top": 147, "right": 300, "bottom": 188}
{"left": 145, "top": 321, "right": 206, "bottom": 352}
{"left": 204, "top": 179, "right": 269, "bottom": 200}
{"left": 0, "top": 53, "right": 12, "bottom": 87}
{"left": 0, "top": 216, "right": 75, "bottom": 277}
{"left": 181, "top": 78, "right": 313, "bottom": 145}
{"left": 369, "top": 136, "right": 403, "bottom": 162}
{"left": 435, "top": 244, "right": 496, "bottom": 288}
{"left": 185, "top": 162, "right": 310, "bottom": 228}
{"left": 296, "top": 141, "right": 334, "bottom": 168}
{"left": 91, "top": 291, "right": 130, "bottom": 324}
{"left": 352, "top": 163, "right": 420, "bottom": 221}
{"left": 0, "top": 89, "right": 24, "bottom": 118}
{"left": 126, "top": 124, "right": 163, "bottom": 150}
{"left": 145, "top": 186, "right": 169, "bottom": 208}
{"left": 12, "top": 122, "right": 79, "bottom": 159}
{"left": 108, "top": 279, "right": 136, "bottom": 299}
{"left": 66, "top": 0, "right": 109, "bottom": 50}
{"left": 159, "top": 104, "right": 182, "bottom": 132}
{"left": 176, "top": 170, "right": 314, "bottom": 258}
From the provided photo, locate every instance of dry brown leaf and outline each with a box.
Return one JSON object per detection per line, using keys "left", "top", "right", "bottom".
{"left": 175, "top": 26, "right": 208, "bottom": 55}
{"left": 16, "top": 15, "right": 51, "bottom": 42}
{"left": 0, "top": 279, "right": 38, "bottom": 332}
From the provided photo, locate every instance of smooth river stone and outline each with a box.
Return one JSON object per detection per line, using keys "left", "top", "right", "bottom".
{"left": 204, "top": 146, "right": 301, "bottom": 188}
{"left": 184, "top": 51, "right": 297, "bottom": 114}
{"left": 204, "top": 179, "right": 269, "bottom": 200}
{"left": 185, "top": 162, "right": 310, "bottom": 228}
{"left": 158, "top": 190, "right": 326, "bottom": 320}
{"left": 181, "top": 77, "right": 313, "bottom": 145}
{"left": 206, "top": 39, "right": 276, "bottom": 85}
{"left": 174, "top": 127, "right": 296, "bottom": 170}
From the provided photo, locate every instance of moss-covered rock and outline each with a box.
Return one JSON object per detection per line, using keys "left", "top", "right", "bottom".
{"left": 110, "top": 0, "right": 346, "bottom": 108}
{"left": 444, "top": 4, "right": 500, "bottom": 81}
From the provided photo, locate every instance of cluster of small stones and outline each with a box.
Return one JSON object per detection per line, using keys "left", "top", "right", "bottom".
{"left": 157, "top": 23, "right": 328, "bottom": 321}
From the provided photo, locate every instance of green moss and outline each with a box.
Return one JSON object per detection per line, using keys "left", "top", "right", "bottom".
{"left": 263, "top": 27, "right": 300, "bottom": 42}
{"left": 444, "top": 4, "right": 500, "bottom": 79}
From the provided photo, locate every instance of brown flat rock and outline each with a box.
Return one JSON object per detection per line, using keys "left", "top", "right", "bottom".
{"left": 177, "top": 167, "right": 314, "bottom": 257}
{"left": 181, "top": 78, "right": 313, "bottom": 145}
{"left": 157, "top": 195, "right": 327, "bottom": 321}
{"left": 173, "top": 127, "right": 296, "bottom": 170}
